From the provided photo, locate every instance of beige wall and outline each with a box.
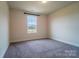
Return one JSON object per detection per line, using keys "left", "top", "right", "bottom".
{"left": 48, "top": 2, "right": 79, "bottom": 47}
{"left": 0, "top": 2, "right": 9, "bottom": 57}
{"left": 10, "top": 8, "right": 48, "bottom": 42}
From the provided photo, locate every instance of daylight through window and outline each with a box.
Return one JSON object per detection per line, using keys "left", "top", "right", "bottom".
{"left": 27, "top": 15, "right": 37, "bottom": 33}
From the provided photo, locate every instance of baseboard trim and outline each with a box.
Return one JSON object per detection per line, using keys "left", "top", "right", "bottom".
{"left": 51, "top": 38, "right": 79, "bottom": 48}
{"left": 0, "top": 43, "right": 9, "bottom": 58}
{"left": 10, "top": 38, "right": 50, "bottom": 44}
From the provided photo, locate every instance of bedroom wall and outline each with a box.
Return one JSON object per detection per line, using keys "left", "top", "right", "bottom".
{"left": 10, "top": 8, "right": 48, "bottom": 42}
{"left": 48, "top": 2, "right": 79, "bottom": 47}
{"left": 0, "top": 2, "right": 9, "bottom": 57}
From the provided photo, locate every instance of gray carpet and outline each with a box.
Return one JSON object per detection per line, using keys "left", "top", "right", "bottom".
{"left": 4, "top": 39, "right": 79, "bottom": 58}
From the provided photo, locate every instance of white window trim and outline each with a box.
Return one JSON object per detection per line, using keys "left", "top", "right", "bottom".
{"left": 27, "top": 15, "right": 37, "bottom": 33}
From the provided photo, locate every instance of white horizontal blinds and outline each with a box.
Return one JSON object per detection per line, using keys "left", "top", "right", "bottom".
{"left": 27, "top": 15, "right": 37, "bottom": 33}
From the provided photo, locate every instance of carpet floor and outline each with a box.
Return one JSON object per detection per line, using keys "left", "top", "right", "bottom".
{"left": 4, "top": 39, "right": 79, "bottom": 58}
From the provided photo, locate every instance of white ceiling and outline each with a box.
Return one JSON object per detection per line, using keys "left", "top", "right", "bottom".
{"left": 8, "top": 1, "right": 74, "bottom": 15}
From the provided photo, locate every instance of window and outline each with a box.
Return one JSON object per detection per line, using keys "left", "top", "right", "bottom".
{"left": 27, "top": 15, "right": 37, "bottom": 33}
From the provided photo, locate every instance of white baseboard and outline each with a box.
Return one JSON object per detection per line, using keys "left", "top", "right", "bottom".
{"left": 51, "top": 37, "right": 79, "bottom": 47}
{"left": 10, "top": 38, "right": 49, "bottom": 43}
{"left": 0, "top": 43, "right": 9, "bottom": 58}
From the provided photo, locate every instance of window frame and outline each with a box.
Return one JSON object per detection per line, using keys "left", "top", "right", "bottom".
{"left": 27, "top": 15, "right": 37, "bottom": 33}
